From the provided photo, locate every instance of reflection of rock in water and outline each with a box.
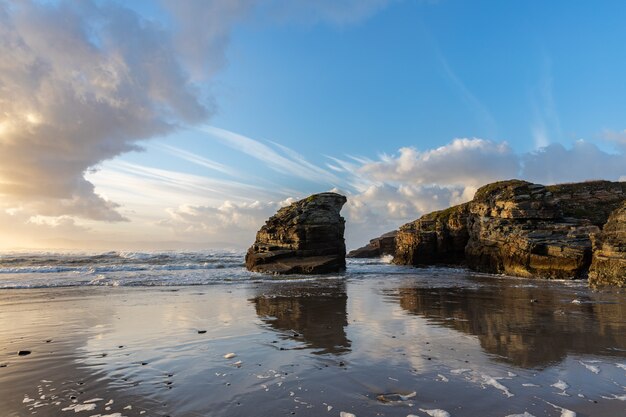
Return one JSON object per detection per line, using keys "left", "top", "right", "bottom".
{"left": 397, "top": 285, "right": 626, "bottom": 368}
{"left": 252, "top": 283, "right": 351, "bottom": 355}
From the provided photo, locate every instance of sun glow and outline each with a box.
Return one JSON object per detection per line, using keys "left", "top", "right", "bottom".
{"left": 0, "top": 121, "right": 8, "bottom": 135}
{"left": 25, "top": 113, "right": 41, "bottom": 125}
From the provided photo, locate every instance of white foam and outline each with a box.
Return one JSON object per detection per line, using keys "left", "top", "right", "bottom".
{"left": 551, "top": 380, "right": 569, "bottom": 391}
{"left": 616, "top": 363, "right": 626, "bottom": 371}
{"left": 601, "top": 394, "right": 626, "bottom": 401}
{"left": 578, "top": 361, "right": 600, "bottom": 374}
{"left": 544, "top": 400, "right": 576, "bottom": 417}
{"left": 88, "top": 414, "right": 125, "bottom": 417}
{"left": 400, "top": 392, "right": 416, "bottom": 400}
{"left": 62, "top": 403, "right": 97, "bottom": 412}
{"left": 505, "top": 413, "right": 535, "bottom": 417}
{"left": 450, "top": 368, "right": 471, "bottom": 375}
{"left": 419, "top": 409, "right": 451, "bottom": 417}
{"left": 481, "top": 374, "right": 514, "bottom": 397}
{"left": 340, "top": 412, "right": 356, "bottom": 417}
{"left": 436, "top": 374, "right": 449, "bottom": 382}
{"left": 522, "top": 383, "right": 540, "bottom": 387}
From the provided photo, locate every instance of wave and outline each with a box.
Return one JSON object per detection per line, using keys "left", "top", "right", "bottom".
{"left": 0, "top": 250, "right": 507, "bottom": 289}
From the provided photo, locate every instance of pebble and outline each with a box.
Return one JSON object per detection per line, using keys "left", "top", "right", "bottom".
{"left": 198, "top": 330, "right": 207, "bottom": 334}
{"left": 224, "top": 353, "right": 236, "bottom": 359}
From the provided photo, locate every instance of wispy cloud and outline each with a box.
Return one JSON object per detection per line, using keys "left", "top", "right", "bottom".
{"left": 434, "top": 49, "right": 498, "bottom": 138}
{"left": 0, "top": 0, "right": 392, "bottom": 225}
{"left": 531, "top": 53, "right": 562, "bottom": 148}
{"left": 92, "top": 160, "right": 286, "bottom": 204}
{"left": 152, "top": 143, "right": 238, "bottom": 177}
{"left": 200, "top": 125, "right": 342, "bottom": 184}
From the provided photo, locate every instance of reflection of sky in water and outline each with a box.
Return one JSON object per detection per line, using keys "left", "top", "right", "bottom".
{"left": 1, "top": 271, "right": 625, "bottom": 417}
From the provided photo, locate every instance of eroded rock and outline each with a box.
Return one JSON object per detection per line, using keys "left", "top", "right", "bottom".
{"left": 391, "top": 179, "right": 626, "bottom": 282}
{"left": 589, "top": 201, "right": 626, "bottom": 287}
{"left": 245, "top": 192, "right": 347, "bottom": 274}
{"left": 347, "top": 230, "right": 397, "bottom": 258}
{"left": 393, "top": 203, "right": 469, "bottom": 266}
{"left": 465, "top": 180, "right": 600, "bottom": 279}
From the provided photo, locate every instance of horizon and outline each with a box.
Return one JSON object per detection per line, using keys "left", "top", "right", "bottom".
{"left": 1, "top": 0, "right": 626, "bottom": 251}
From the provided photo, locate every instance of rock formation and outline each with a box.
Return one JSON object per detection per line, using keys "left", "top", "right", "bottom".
{"left": 245, "top": 192, "right": 347, "bottom": 274}
{"left": 589, "top": 201, "right": 626, "bottom": 287}
{"left": 347, "top": 230, "right": 397, "bottom": 258}
{"left": 465, "top": 180, "right": 604, "bottom": 279}
{"left": 393, "top": 203, "right": 469, "bottom": 266}
{"left": 384, "top": 179, "right": 626, "bottom": 284}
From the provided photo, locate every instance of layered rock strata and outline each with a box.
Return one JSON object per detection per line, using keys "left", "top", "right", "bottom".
{"left": 393, "top": 204, "right": 469, "bottom": 266}
{"left": 465, "top": 180, "right": 601, "bottom": 279}
{"left": 245, "top": 193, "right": 347, "bottom": 274}
{"left": 387, "top": 179, "right": 626, "bottom": 283}
{"left": 347, "top": 230, "right": 397, "bottom": 258}
{"left": 589, "top": 201, "right": 626, "bottom": 287}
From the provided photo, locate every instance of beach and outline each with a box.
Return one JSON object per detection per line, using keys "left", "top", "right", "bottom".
{"left": 0, "top": 253, "right": 625, "bottom": 417}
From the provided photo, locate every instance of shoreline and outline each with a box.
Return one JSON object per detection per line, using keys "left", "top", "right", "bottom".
{"left": 1, "top": 270, "right": 625, "bottom": 417}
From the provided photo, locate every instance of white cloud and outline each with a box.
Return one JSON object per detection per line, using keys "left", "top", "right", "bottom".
{"left": 359, "top": 138, "right": 520, "bottom": 186}
{"left": 522, "top": 141, "right": 626, "bottom": 184}
{"left": 0, "top": 209, "right": 90, "bottom": 249}
{"left": 115, "top": 135, "right": 625, "bottom": 250}
{"left": 0, "top": 0, "right": 208, "bottom": 220}
{"left": 158, "top": 199, "right": 293, "bottom": 244}
{"left": 0, "top": 0, "right": 393, "bottom": 225}
{"left": 161, "top": 0, "right": 256, "bottom": 79}
{"left": 602, "top": 129, "right": 626, "bottom": 151}
{"left": 340, "top": 138, "right": 626, "bottom": 247}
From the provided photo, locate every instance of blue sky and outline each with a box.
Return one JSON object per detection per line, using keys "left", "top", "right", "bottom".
{"left": 1, "top": 0, "right": 625, "bottom": 250}
{"left": 207, "top": 0, "right": 626, "bottom": 153}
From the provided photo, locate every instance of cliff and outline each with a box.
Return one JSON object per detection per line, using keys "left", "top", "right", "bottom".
{"left": 245, "top": 192, "right": 347, "bottom": 274}
{"left": 589, "top": 200, "right": 626, "bottom": 287}
{"left": 390, "top": 180, "right": 626, "bottom": 285}
{"left": 347, "top": 230, "right": 397, "bottom": 258}
{"left": 393, "top": 203, "right": 470, "bottom": 266}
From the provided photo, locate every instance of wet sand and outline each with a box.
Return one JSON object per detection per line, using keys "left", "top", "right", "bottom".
{"left": 1, "top": 270, "right": 625, "bottom": 417}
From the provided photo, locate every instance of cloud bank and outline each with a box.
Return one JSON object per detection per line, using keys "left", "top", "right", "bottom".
{"left": 0, "top": 0, "right": 393, "bottom": 224}
{"left": 0, "top": 0, "right": 209, "bottom": 220}
{"left": 328, "top": 137, "right": 626, "bottom": 246}
{"left": 150, "top": 128, "right": 626, "bottom": 249}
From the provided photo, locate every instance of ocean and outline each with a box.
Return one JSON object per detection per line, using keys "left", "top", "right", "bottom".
{"left": 1, "top": 252, "right": 625, "bottom": 417}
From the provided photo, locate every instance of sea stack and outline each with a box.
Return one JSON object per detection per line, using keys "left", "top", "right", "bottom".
{"left": 245, "top": 192, "right": 347, "bottom": 274}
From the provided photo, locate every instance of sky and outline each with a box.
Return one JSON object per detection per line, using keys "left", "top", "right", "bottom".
{"left": 1, "top": 0, "right": 626, "bottom": 251}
